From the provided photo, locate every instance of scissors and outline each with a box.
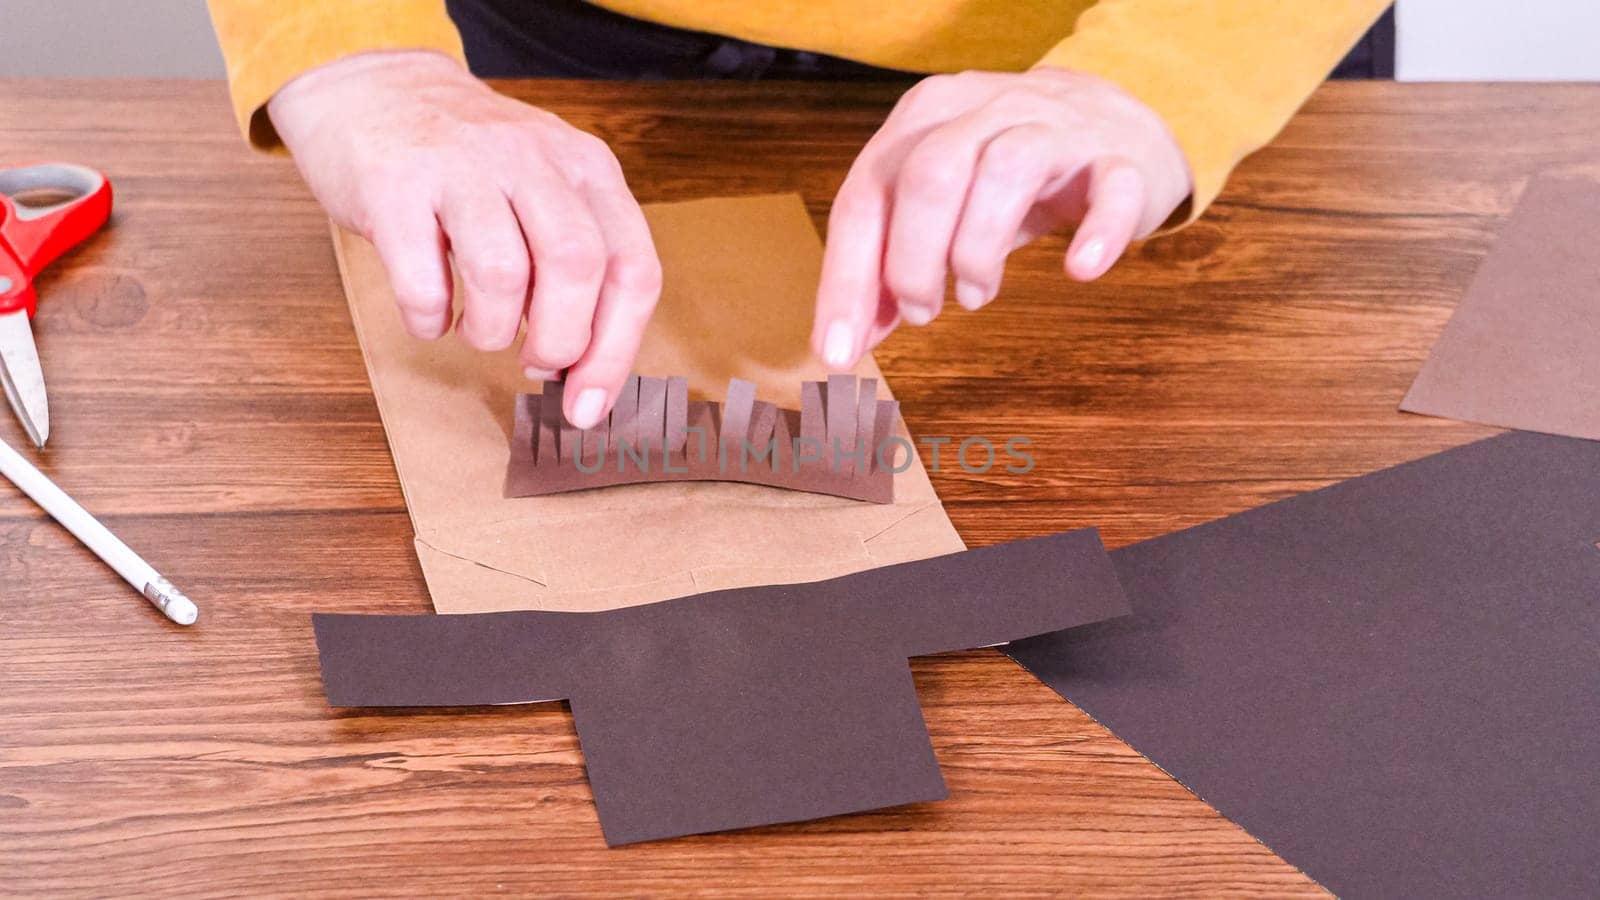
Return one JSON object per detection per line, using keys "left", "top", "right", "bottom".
{"left": 0, "top": 163, "right": 113, "bottom": 447}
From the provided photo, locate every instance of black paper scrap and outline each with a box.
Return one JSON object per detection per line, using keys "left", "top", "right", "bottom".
{"left": 316, "top": 528, "right": 1131, "bottom": 845}
{"left": 1008, "top": 432, "right": 1600, "bottom": 898}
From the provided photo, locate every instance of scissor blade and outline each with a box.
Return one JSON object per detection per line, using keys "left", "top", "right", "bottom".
{"left": 0, "top": 311, "right": 48, "bottom": 447}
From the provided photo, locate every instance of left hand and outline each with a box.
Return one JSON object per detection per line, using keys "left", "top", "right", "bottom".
{"left": 811, "top": 67, "right": 1192, "bottom": 369}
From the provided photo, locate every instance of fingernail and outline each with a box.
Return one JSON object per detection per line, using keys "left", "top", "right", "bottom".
{"left": 955, "top": 281, "right": 992, "bottom": 311}
{"left": 822, "top": 320, "right": 855, "bottom": 369}
{"left": 524, "top": 366, "right": 559, "bottom": 382}
{"left": 571, "top": 388, "right": 607, "bottom": 429}
{"left": 900, "top": 303, "right": 935, "bottom": 326}
{"left": 1074, "top": 237, "right": 1106, "bottom": 273}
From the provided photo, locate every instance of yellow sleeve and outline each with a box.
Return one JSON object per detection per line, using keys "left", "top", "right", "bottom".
{"left": 205, "top": 0, "right": 466, "bottom": 150}
{"left": 1038, "top": 0, "right": 1391, "bottom": 226}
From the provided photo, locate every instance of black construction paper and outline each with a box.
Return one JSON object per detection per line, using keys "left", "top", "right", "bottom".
{"left": 315, "top": 529, "right": 1130, "bottom": 845}
{"left": 1008, "top": 432, "right": 1600, "bottom": 898}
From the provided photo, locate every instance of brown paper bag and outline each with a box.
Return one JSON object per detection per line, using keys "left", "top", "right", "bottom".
{"left": 332, "top": 194, "right": 963, "bottom": 613}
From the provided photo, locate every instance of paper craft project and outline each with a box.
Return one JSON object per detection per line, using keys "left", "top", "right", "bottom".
{"left": 1401, "top": 174, "right": 1600, "bottom": 440}
{"left": 1008, "top": 432, "right": 1600, "bottom": 898}
{"left": 332, "top": 194, "right": 964, "bottom": 614}
{"left": 504, "top": 375, "right": 898, "bottom": 503}
{"left": 315, "top": 529, "right": 1131, "bottom": 846}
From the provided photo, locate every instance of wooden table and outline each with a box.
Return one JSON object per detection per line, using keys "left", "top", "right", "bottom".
{"left": 2, "top": 78, "right": 1596, "bottom": 896}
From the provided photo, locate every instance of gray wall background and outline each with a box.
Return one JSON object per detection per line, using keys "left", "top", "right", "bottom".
{"left": 0, "top": 0, "right": 225, "bottom": 77}
{"left": 3, "top": 1, "right": 1599, "bottom": 81}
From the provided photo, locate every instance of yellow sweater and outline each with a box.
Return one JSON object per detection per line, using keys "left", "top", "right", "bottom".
{"left": 207, "top": 0, "right": 1389, "bottom": 221}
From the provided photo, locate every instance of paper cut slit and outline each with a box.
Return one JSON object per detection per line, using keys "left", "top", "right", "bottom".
{"left": 719, "top": 379, "right": 756, "bottom": 457}
{"left": 581, "top": 418, "right": 605, "bottom": 468}
{"left": 873, "top": 400, "right": 900, "bottom": 472}
{"left": 538, "top": 381, "right": 563, "bottom": 465}
{"left": 663, "top": 375, "right": 689, "bottom": 455}
{"left": 636, "top": 375, "right": 666, "bottom": 456}
{"left": 773, "top": 410, "right": 797, "bottom": 474}
{"left": 315, "top": 529, "right": 1131, "bottom": 846}
{"left": 504, "top": 377, "right": 899, "bottom": 503}
{"left": 799, "top": 381, "right": 825, "bottom": 452}
{"left": 855, "top": 379, "right": 879, "bottom": 476}
{"left": 826, "top": 374, "right": 859, "bottom": 478}
{"left": 610, "top": 375, "right": 640, "bottom": 453}
{"left": 749, "top": 401, "right": 777, "bottom": 448}
{"left": 687, "top": 401, "right": 715, "bottom": 462}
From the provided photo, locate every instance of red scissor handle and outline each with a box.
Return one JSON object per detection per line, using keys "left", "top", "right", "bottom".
{"left": 0, "top": 163, "right": 113, "bottom": 318}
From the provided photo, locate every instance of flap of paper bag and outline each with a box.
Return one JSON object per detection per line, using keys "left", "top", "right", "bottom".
{"left": 331, "top": 194, "right": 964, "bottom": 613}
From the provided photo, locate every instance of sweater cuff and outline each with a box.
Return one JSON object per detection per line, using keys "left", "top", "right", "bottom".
{"left": 215, "top": 0, "right": 466, "bottom": 151}
{"left": 1036, "top": 37, "right": 1225, "bottom": 232}
{"left": 1036, "top": 1, "right": 1389, "bottom": 233}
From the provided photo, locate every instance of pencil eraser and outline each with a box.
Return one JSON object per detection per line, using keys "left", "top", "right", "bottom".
{"left": 166, "top": 595, "right": 198, "bottom": 626}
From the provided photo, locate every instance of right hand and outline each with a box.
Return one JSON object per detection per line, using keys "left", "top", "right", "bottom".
{"left": 268, "top": 50, "right": 662, "bottom": 428}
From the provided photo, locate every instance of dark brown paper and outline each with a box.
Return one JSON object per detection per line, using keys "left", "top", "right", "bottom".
{"left": 1401, "top": 175, "right": 1600, "bottom": 439}
{"left": 1008, "top": 432, "right": 1600, "bottom": 898}
{"left": 315, "top": 529, "right": 1131, "bottom": 846}
{"left": 504, "top": 375, "right": 896, "bottom": 503}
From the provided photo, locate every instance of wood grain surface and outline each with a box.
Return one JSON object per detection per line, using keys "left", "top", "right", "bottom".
{"left": 1, "top": 78, "right": 1596, "bottom": 897}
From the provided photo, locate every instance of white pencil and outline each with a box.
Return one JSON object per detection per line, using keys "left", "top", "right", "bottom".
{"left": 0, "top": 435, "right": 197, "bottom": 625}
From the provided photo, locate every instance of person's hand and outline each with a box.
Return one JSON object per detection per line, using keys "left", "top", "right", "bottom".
{"left": 269, "top": 50, "right": 661, "bottom": 428}
{"left": 811, "top": 67, "right": 1192, "bottom": 369}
